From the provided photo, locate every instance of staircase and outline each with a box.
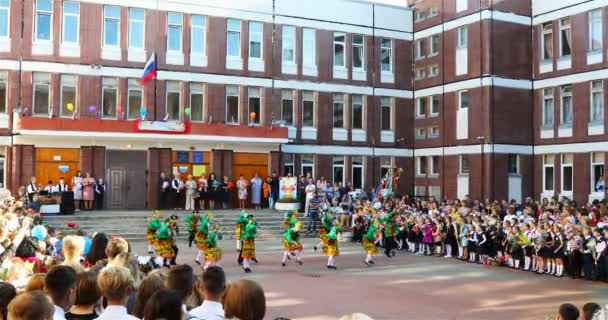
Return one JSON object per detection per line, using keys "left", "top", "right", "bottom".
{"left": 41, "top": 209, "right": 297, "bottom": 243}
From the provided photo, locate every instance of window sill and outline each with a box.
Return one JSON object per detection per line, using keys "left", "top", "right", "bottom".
{"left": 166, "top": 51, "right": 184, "bottom": 65}
{"left": 333, "top": 67, "right": 348, "bottom": 80}
{"left": 415, "top": 136, "right": 426, "bottom": 140}
{"left": 190, "top": 53, "right": 208, "bottom": 67}
{"left": 128, "top": 48, "right": 147, "bottom": 63}
{"left": 352, "top": 129, "right": 366, "bottom": 142}
{"left": 287, "top": 126, "right": 296, "bottom": 140}
{"left": 282, "top": 62, "right": 297, "bottom": 75}
{"left": 559, "top": 192, "right": 573, "bottom": 200}
{"left": 540, "top": 191, "right": 555, "bottom": 199}
{"left": 429, "top": 113, "right": 439, "bottom": 118}
{"left": 415, "top": 174, "right": 427, "bottom": 178}
{"left": 248, "top": 58, "right": 264, "bottom": 72}
{"left": 101, "top": 46, "right": 121, "bottom": 61}
{"left": 381, "top": 131, "right": 394, "bottom": 143}
{"left": 60, "top": 44, "right": 80, "bottom": 58}
{"left": 558, "top": 126, "right": 573, "bottom": 137}
{"left": 381, "top": 71, "right": 394, "bottom": 83}
{"left": 415, "top": 115, "right": 426, "bottom": 119}
{"left": 589, "top": 192, "right": 605, "bottom": 203}
{"left": 302, "top": 65, "right": 318, "bottom": 77}
{"left": 428, "top": 174, "right": 439, "bottom": 178}
{"left": 0, "top": 113, "right": 8, "bottom": 128}
{"left": 226, "top": 56, "right": 243, "bottom": 70}
{"left": 588, "top": 123, "right": 604, "bottom": 136}
{"left": 428, "top": 53, "right": 439, "bottom": 58}
{"left": 0, "top": 37, "right": 10, "bottom": 53}
{"left": 332, "top": 128, "right": 347, "bottom": 141}
{"left": 32, "top": 41, "right": 54, "bottom": 56}
{"left": 352, "top": 69, "right": 366, "bottom": 81}
{"left": 587, "top": 51, "right": 603, "bottom": 65}
{"left": 428, "top": 135, "right": 439, "bottom": 139}
{"left": 539, "top": 60, "right": 553, "bottom": 73}
{"left": 557, "top": 56, "right": 571, "bottom": 70}
{"left": 301, "top": 127, "right": 317, "bottom": 140}
{"left": 540, "top": 128, "right": 554, "bottom": 139}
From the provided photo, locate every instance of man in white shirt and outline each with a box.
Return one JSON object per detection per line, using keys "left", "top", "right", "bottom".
{"left": 26, "top": 176, "right": 39, "bottom": 202}
{"left": 190, "top": 266, "right": 226, "bottom": 320}
{"left": 56, "top": 177, "right": 69, "bottom": 193}
{"left": 304, "top": 179, "right": 316, "bottom": 215}
{"left": 44, "top": 265, "right": 77, "bottom": 320}
{"left": 95, "top": 266, "right": 139, "bottom": 320}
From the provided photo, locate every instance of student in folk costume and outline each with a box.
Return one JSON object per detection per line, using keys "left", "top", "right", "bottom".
{"left": 594, "top": 228, "right": 607, "bottom": 282}
{"left": 184, "top": 210, "right": 200, "bottom": 248}
{"left": 146, "top": 211, "right": 162, "bottom": 254}
{"left": 551, "top": 224, "right": 566, "bottom": 277}
{"left": 512, "top": 226, "right": 530, "bottom": 270}
{"left": 313, "top": 211, "right": 333, "bottom": 254}
{"left": 363, "top": 217, "right": 380, "bottom": 265}
{"left": 166, "top": 215, "right": 180, "bottom": 265}
{"left": 204, "top": 224, "right": 222, "bottom": 270}
{"left": 194, "top": 212, "right": 211, "bottom": 265}
{"left": 241, "top": 214, "right": 258, "bottom": 273}
{"left": 582, "top": 227, "right": 597, "bottom": 280}
{"left": 236, "top": 211, "right": 248, "bottom": 252}
{"left": 380, "top": 207, "right": 397, "bottom": 258}
{"left": 156, "top": 223, "right": 176, "bottom": 267}
{"left": 326, "top": 221, "right": 342, "bottom": 269}
{"left": 282, "top": 220, "right": 304, "bottom": 267}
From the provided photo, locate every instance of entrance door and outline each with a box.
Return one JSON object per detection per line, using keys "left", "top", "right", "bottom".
{"left": 106, "top": 151, "right": 147, "bottom": 209}
{"left": 108, "top": 167, "right": 127, "bottom": 209}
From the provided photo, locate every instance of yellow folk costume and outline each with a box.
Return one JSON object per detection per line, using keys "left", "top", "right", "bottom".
{"left": 326, "top": 222, "right": 342, "bottom": 269}
{"left": 203, "top": 225, "right": 222, "bottom": 270}
{"left": 146, "top": 211, "right": 161, "bottom": 253}
{"left": 282, "top": 218, "right": 304, "bottom": 266}
{"left": 241, "top": 214, "right": 258, "bottom": 272}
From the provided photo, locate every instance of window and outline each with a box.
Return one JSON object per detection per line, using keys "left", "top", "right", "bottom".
{"left": 416, "top": 157, "right": 427, "bottom": 176}
{"left": 282, "top": 25, "right": 296, "bottom": 64}
{"left": 430, "top": 35, "right": 439, "bottom": 56}
{"left": 381, "top": 97, "right": 392, "bottom": 131}
{"left": 333, "top": 94, "right": 344, "bottom": 128}
{"left": 508, "top": 154, "right": 519, "bottom": 174}
{"left": 414, "top": 186, "right": 427, "bottom": 197}
{"left": 415, "top": 10, "right": 427, "bottom": 22}
{"left": 590, "top": 80, "right": 604, "bottom": 123}
{"left": 351, "top": 95, "right": 363, "bottom": 129}
{"left": 334, "top": 33, "right": 345, "bottom": 67}
{"left": 457, "top": 27, "right": 468, "bottom": 48}
{"left": 542, "top": 23, "right": 553, "bottom": 60}
{"left": 415, "top": 128, "right": 426, "bottom": 140}
{"left": 302, "top": 28, "right": 316, "bottom": 67}
{"left": 167, "top": 13, "right": 183, "bottom": 52}
{"left": 592, "top": 152, "right": 605, "bottom": 192}
{"left": 129, "top": 8, "right": 145, "bottom": 49}
{"left": 35, "top": 0, "right": 53, "bottom": 41}
{"left": 416, "top": 97, "right": 426, "bottom": 118}
{"left": 380, "top": 157, "right": 392, "bottom": 177}
{"left": 456, "top": 0, "right": 468, "bottom": 12}
{"left": 428, "top": 126, "right": 439, "bottom": 138}
{"left": 283, "top": 154, "right": 294, "bottom": 177}
{"left": 165, "top": 81, "right": 180, "bottom": 121}
{"left": 429, "top": 7, "right": 439, "bottom": 17}
{"left": 544, "top": 155, "right": 555, "bottom": 191}
{"left": 333, "top": 157, "right": 344, "bottom": 184}
{"left": 458, "top": 90, "right": 469, "bottom": 109}
{"left": 249, "top": 22, "right": 263, "bottom": 59}
{"left": 352, "top": 157, "right": 363, "bottom": 189}
{"left": 559, "top": 18, "right": 571, "bottom": 57}
{"left": 428, "top": 64, "right": 439, "bottom": 77}
{"left": 103, "top": 6, "right": 120, "bottom": 47}
{"left": 589, "top": 10, "right": 602, "bottom": 51}
{"left": 62, "top": 1, "right": 79, "bottom": 44}
{"left": 381, "top": 38, "right": 392, "bottom": 72}
{"left": 190, "top": 83, "right": 204, "bottom": 122}
{"left": 430, "top": 156, "right": 439, "bottom": 175}
{"left": 560, "top": 85, "right": 573, "bottom": 126}
{"left": 226, "top": 85, "right": 239, "bottom": 124}
{"left": 101, "top": 78, "right": 118, "bottom": 119}
{"left": 281, "top": 90, "right": 294, "bottom": 126}
{"left": 0, "top": 0, "right": 8, "bottom": 38}
{"left": 33, "top": 73, "right": 50, "bottom": 116}
{"left": 190, "top": 15, "right": 206, "bottom": 55}
{"left": 226, "top": 19, "right": 241, "bottom": 58}
{"left": 60, "top": 75, "right": 76, "bottom": 117}
{"left": 248, "top": 87, "right": 261, "bottom": 125}
{"left": 430, "top": 95, "right": 440, "bottom": 116}
{"left": 460, "top": 155, "right": 470, "bottom": 174}
{"left": 542, "top": 88, "right": 554, "bottom": 128}
{"left": 561, "top": 154, "right": 573, "bottom": 192}
{"left": 352, "top": 35, "right": 364, "bottom": 70}
{"left": 302, "top": 154, "right": 315, "bottom": 178}
{"left": 415, "top": 67, "right": 426, "bottom": 80}
{"left": 302, "top": 91, "right": 315, "bottom": 127}
{"left": 127, "top": 79, "right": 142, "bottom": 120}
{"left": 415, "top": 39, "right": 425, "bottom": 59}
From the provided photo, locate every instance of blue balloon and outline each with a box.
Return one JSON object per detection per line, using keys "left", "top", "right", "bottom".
{"left": 140, "top": 106, "right": 147, "bottom": 116}
{"left": 83, "top": 236, "right": 92, "bottom": 256}
{"left": 31, "top": 225, "right": 47, "bottom": 241}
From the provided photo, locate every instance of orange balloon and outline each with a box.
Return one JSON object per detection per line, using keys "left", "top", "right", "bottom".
{"left": 250, "top": 112, "right": 256, "bottom": 119}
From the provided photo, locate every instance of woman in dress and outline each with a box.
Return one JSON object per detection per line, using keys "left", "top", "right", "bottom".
{"left": 184, "top": 175, "right": 197, "bottom": 211}
{"left": 72, "top": 171, "right": 83, "bottom": 212}
{"left": 208, "top": 173, "right": 219, "bottom": 210}
{"left": 82, "top": 173, "right": 95, "bottom": 211}
{"left": 237, "top": 175, "right": 248, "bottom": 210}
{"left": 250, "top": 173, "right": 262, "bottom": 210}
{"left": 197, "top": 174, "right": 208, "bottom": 210}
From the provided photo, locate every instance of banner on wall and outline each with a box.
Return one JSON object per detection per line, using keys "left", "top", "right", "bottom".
{"left": 192, "top": 165, "right": 206, "bottom": 177}
{"left": 279, "top": 176, "right": 297, "bottom": 201}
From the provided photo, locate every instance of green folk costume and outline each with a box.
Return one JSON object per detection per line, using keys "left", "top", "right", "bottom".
{"left": 283, "top": 222, "right": 303, "bottom": 252}
{"left": 236, "top": 211, "right": 248, "bottom": 241}
{"left": 155, "top": 224, "right": 175, "bottom": 259}
{"left": 195, "top": 216, "right": 210, "bottom": 251}
{"left": 326, "top": 226, "right": 341, "bottom": 257}
{"left": 184, "top": 213, "right": 200, "bottom": 233}
{"left": 380, "top": 211, "right": 396, "bottom": 238}
{"left": 146, "top": 218, "right": 161, "bottom": 245}
{"left": 242, "top": 220, "right": 258, "bottom": 259}
{"left": 205, "top": 230, "right": 222, "bottom": 262}
{"left": 362, "top": 219, "right": 380, "bottom": 255}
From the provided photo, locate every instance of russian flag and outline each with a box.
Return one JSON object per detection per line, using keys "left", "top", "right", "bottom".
{"left": 140, "top": 52, "right": 156, "bottom": 85}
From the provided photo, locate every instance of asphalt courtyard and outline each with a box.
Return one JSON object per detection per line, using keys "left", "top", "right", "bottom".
{"left": 132, "top": 238, "right": 608, "bottom": 320}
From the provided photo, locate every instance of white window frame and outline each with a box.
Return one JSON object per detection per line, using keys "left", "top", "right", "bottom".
{"left": 589, "top": 9, "right": 603, "bottom": 52}
{"left": 333, "top": 93, "right": 345, "bottom": 129}
{"left": 429, "top": 156, "right": 439, "bottom": 176}
{"left": 541, "top": 23, "right": 553, "bottom": 61}
{"left": 0, "top": 0, "right": 9, "bottom": 40}
{"left": 507, "top": 154, "right": 519, "bottom": 175}
{"left": 61, "top": 1, "right": 79, "bottom": 45}
{"left": 380, "top": 38, "right": 393, "bottom": 72}
{"left": 32, "top": 73, "right": 50, "bottom": 116}
{"left": 282, "top": 25, "right": 296, "bottom": 64}
{"left": 352, "top": 34, "right": 365, "bottom": 71}
{"left": 590, "top": 80, "right": 604, "bottom": 123}
{"left": 416, "top": 97, "right": 426, "bottom": 118}
{"left": 415, "top": 67, "right": 426, "bottom": 80}
{"left": 226, "top": 19, "right": 241, "bottom": 58}
{"left": 430, "top": 35, "right": 439, "bottom": 56}
{"left": 380, "top": 97, "right": 393, "bottom": 132}
{"left": 35, "top": 0, "right": 53, "bottom": 42}
{"left": 543, "top": 155, "right": 555, "bottom": 192}
{"left": 248, "top": 21, "right": 263, "bottom": 60}
{"left": 380, "top": 157, "right": 394, "bottom": 177}
{"left": 542, "top": 88, "right": 554, "bottom": 128}
{"left": 415, "top": 128, "right": 426, "bottom": 140}
{"left": 351, "top": 156, "right": 364, "bottom": 190}
{"left": 302, "top": 91, "right": 315, "bottom": 128}
{"left": 248, "top": 87, "right": 262, "bottom": 126}
{"left": 59, "top": 75, "right": 77, "bottom": 118}
{"left": 559, "top": 17, "right": 571, "bottom": 57}
{"left": 591, "top": 152, "right": 605, "bottom": 193}
{"left": 428, "top": 64, "right": 439, "bottom": 77}
{"left": 165, "top": 81, "right": 181, "bottom": 121}
{"left": 281, "top": 90, "right": 294, "bottom": 127}
{"left": 189, "top": 83, "right": 204, "bottom": 122}
{"left": 225, "top": 85, "right": 240, "bottom": 124}
{"left": 128, "top": 8, "right": 145, "bottom": 49}
{"left": 458, "top": 90, "right": 469, "bottom": 110}
{"left": 332, "top": 157, "right": 345, "bottom": 184}
{"left": 103, "top": 5, "right": 120, "bottom": 47}
{"left": 351, "top": 95, "right": 364, "bottom": 130}
{"left": 560, "top": 85, "right": 573, "bottom": 126}
{"left": 561, "top": 154, "right": 574, "bottom": 194}
{"left": 101, "top": 77, "right": 118, "bottom": 119}
{"left": 459, "top": 155, "right": 470, "bottom": 175}
{"left": 302, "top": 28, "right": 317, "bottom": 73}
{"left": 456, "top": 0, "right": 468, "bottom": 13}
{"left": 415, "top": 10, "right": 427, "bottom": 23}
{"left": 457, "top": 26, "right": 468, "bottom": 49}
{"left": 428, "top": 126, "right": 439, "bottom": 139}
{"left": 167, "top": 12, "right": 183, "bottom": 52}
{"left": 190, "top": 15, "right": 206, "bottom": 54}
{"left": 415, "top": 39, "right": 425, "bottom": 60}
{"left": 0, "top": 72, "right": 6, "bottom": 114}
{"left": 301, "top": 155, "right": 315, "bottom": 179}
{"left": 127, "top": 79, "right": 143, "bottom": 120}
{"left": 430, "top": 95, "right": 440, "bottom": 117}
{"left": 283, "top": 154, "right": 294, "bottom": 177}
{"left": 333, "top": 32, "right": 346, "bottom": 68}
{"left": 416, "top": 156, "right": 427, "bottom": 176}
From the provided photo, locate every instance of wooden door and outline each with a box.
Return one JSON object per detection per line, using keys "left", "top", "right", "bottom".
{"left": 232, "top": 153, "right": 268, "bottom": 207}
{"left": 108, "top": 167, "right": 127, "bottom": 209}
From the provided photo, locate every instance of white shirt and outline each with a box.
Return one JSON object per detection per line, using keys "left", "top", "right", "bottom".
{"left": 189, "top": 300, "right": 225, "bottom": 320}
{"left": 94, "top": 305, "right": 140, "bottom": 320}
{"left": 54, "top": 305, "right": 66, "bottom": 320}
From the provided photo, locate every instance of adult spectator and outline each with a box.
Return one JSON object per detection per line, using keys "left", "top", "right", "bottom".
{"left": 143, "top": 289, "right": 182, "bottom": 320}
{"left": 65, "top": 272, "right": 102, "bottom": 320}
{"left": 0, "top": 282, "right": 16, "bottom": 320}
{"left": 0, "top": 216, "right": 31, "bottom": 263}
{"left": 582, "top": 302, "right": 601, "bottom": 320}
{"left": 158, "top": 172, "right": 170, "bottom": 210}
{"left": 222, "top": 279, "right": 266, "bottom": 320}
{"left": 84, "top": 233, "right": 108, "bottom": 268}
{"left": 60, "top": 236, "right": 85, "bottom": 274}
{"left": 307, "top": 193, "right": 321, "bottom": 233}
{"left": 556, "top": 303, "right": 580, "bottom": 320}
{"left": 304, "top": 179, "right": 316, "bottom": 215}
{"left": 190, "top": 266, "right": 226, "bottom": 320}
{"left": 132, "top": 271, "right": 166, "bottom": 319}
{"left": 44, "top": 265, "right": 77, "bottom": 320}
{"left": 165, "top": 265, "right": 194, "bottom": 316}
{"left": 95, "top": 266, "right": 138, "bottom": 320}
{"left": 7, "top": 290, "right": 54, "bottom": 320}
{"left": 269, "top": 172, "right": 279, "bottom": 209}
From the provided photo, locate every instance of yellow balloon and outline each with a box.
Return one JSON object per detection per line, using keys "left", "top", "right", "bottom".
{"left": 66, "top": 103, "right": 74, "bottom": 112}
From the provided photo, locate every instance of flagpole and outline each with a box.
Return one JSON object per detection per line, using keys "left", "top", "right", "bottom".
{"left": 153, "top": 52, "right": 157, "bottom": 121}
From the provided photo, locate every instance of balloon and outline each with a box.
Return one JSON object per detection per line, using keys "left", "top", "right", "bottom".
{"left": 116, "top": 105, "right": 123, "bottom": 114}
{"left": 250, "top": 112, "right": 256, "bottom": 120}
{"left": 140, "top": 106, "right": 147, "bottom": 117}
{"left": 31, "top": 225, "right": 47, "bottom": 241}
{"left": 88, "top": 105, "right": 96, "bottom": 113}
{"left": 184, "top": 108, "right": 191, "bottom": 116}
{"left": 66, "top": 103, "right": 74, "bottom": 112}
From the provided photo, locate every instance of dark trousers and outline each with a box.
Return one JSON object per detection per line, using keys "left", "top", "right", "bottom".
{"left": 95, "top": 193, "right": 104, "bottom": 210}
{"left": 583, "top": 253, "right": 596, "bottom": 280}
{"left": 384, "top": 236, "right": 395, "bottom": 256}
{"left": 307, "top": 212, "right": 319, "bottom": 232}
{"left": 159, "top": 191, "right": 168, "bottom": 209}
{"left": 567, "top": 250, "right": 583, "bottom": 278}
{"left": 188, "top": 231, "right": 195, "bottom": 248}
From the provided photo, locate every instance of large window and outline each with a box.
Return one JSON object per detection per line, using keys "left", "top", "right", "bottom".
{"left": 35, "top": 0, "right": 53, "bottom": 41}
{"left": 0, "top": 72, "right": 5, "bottom": 114}
{"left": 430, "top": 95, "right": 440, "bottom": 116}
{"left": 190, "top": 15, "right": 206, "bottom": 55}
{"left": 542, "top": 88, "right": 554, "bottom": 128}
{"left": 333, "top": 94, "right": 344, "bottom": 128}
{"left": 508, "top": 154, "right": 519, "bottom": 175}
{"left": 381, "top": 38, "right": 392, "bottom": 72}
{"left": 542, "top": 23, "right": 553, "bottom": 60}
{"left": 0, "top": 0, "right": 8, "bottom": 38}
{"left": 560, "top": 85, "right": 573, "bottom": 126}
{"left": 302, "top": 155, "right": 315, "bottom": 178}
{"left": 248, "top": 87, "right": 261, "bottom": 125}
{"left": 457, "top": 26, "right": 468, "bottom": 48}
{"left": 101, "top": 78, "right": 117, "bottom": 118}
{"left": 60, "top": 75, "right": 76, "bottom": 117}
{"left": 334, "top": 33, "right": 345, "bottom": 67}
{"left": 561, "top": 154, "right": 573, "bottom": 193}
{"left": 62, "top": 1, "right": 79, "bottom": 44}
{"left": 559, "top": 17, "right": 571, "bottom": 57}
{"left": 33, "top": 73, "right": 50, "bottom": 116}
{"left": 190, "top": 83, "right": 204, "bottom": 122}
{"left": 332, "top": 157, "right": 344, "bottom": 184}
{"left": 381, "top": 97, "right": 392, "bottom": 131}
{"left": 127, "top": 79, "right": 142, "bottom": 120}
{"left": 416, "top": 157, "right": 427, "bottom": 176}
{"left": 380, "top": 157, "right": 392, "bottom": 178}
{"left": 167, "top": 13, "right": 183, "bottom": 52}
{"left": 281, "top": 90, "right": 294, "bottom": 126}
{"left": 459, "top": 155, "right": 470, "bottom": 174}
{"left": 282, "top": 25, "right": 295, "bottom": 64}
{"left": 303, "top": 28, "right": 316, "bottom": 67}
{"left": 352, "top": 35, "right": 364, "bottom": 70}
{"left": 592, "top": 152, "right": 605, "bottom": 192}
{"left": 543, "top": 155, "right": 555, "bottom": 192}
{"left": 416, "top": 97, "right": 426, "bottom": 118}
{"left": 302, "top": 91, "right": 315, "bottom": 127}
{"left": 589, "top": 9, "right": 603, "bottom": 51}
{"left": 458, "top": 90, "right": 469, "bottom": 110}
{"left": 430, "top": 156, "right": 439, "bottom": 175}
{"left": 226, "top": 19, "right": 241, "bottom": 58}
{"left": 590, "top": 80, "right": 604, "bottom": 123}
{"left": 166, "top": 81, "right": 180, "bottom": 121}
{"left": 283, "top": 154, "right": 294, "bottom": 177}
{"left": 430, "top": 35, "right": 439, "bottom": 56}
{"left": 352, "top": 156, "right": 363, "bottom": 189}
{"left": 129, "top": 8, "right": 145, "bottom": 49}
{"left": 415, "top": 39, "right": 425, "bottom": 59}
{"left": 248, "top": 22, "right": 263, "bottom": 60}
{"left": 103, "top": 6, "right": 120, "bottom": 47}
{"left": 225, "top": 85, "right": 239, "bottom": 124}
{"left": 351, "top": 95, "right": 363, "bottom": 129}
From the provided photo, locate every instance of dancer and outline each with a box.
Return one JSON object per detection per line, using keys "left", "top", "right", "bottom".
{"left": 326, "top": 221, "right": 342, "bottom": 269}
{"left": 236, "top": 210, "right": 248, "bottom": 251}
{"left": 146, "top": 211, "right": 161, "bottom": 254}
{"left": 184, "top": 210, "right": 200, "bottom": 248}
{"left": 194, "top": 212, "right": 211, "bottom": 265}
{"left": 155, "top": 222, "right": 176, "bottom": 267}
{"left": 313, "top": 211, "right": 333, "bottom": 254}
{"left": 380, "top": 202, "right": 397, "bottom": 258}
{"left": 363, "top": 217, "right": 379, "bottom": 265}
{"left": 204, "top": 224, "right": 222, "bottom": 270}
{"left": 282, "top": 219, "right": 303, "bottom": 267}
{"left": 241, "top": 214, "right": 258, "bottom": 273}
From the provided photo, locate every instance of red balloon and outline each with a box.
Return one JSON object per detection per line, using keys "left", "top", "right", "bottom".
{"left": 249, "top": 112, "right": 256, "bottom": 120}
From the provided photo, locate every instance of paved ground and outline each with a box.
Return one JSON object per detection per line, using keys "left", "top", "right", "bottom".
{"left": 130, "top": 238, "right": 608, "bottom": 320}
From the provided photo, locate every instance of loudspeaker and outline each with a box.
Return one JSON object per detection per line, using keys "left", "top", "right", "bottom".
{"left": 60, "top": 192, "right": 75, "bottom": 215}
